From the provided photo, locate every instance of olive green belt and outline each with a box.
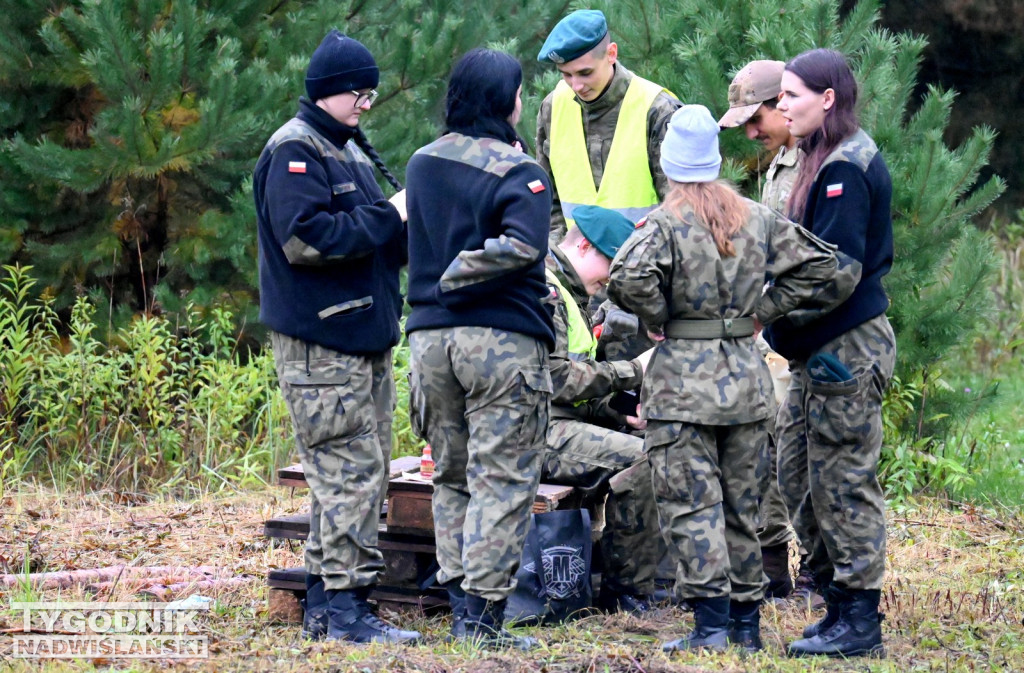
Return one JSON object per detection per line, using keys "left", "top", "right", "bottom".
{"left": 663, "top": 317, "right": 756, "bottom": 339}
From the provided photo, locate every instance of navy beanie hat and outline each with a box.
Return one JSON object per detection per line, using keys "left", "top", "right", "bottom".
{"left": 305, "top": 30, "right": 379, "bottom": 101}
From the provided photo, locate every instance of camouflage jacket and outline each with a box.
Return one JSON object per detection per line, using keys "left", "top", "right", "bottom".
{"left": 545, "top": 246, "right": 642, "bottom": 421}
{"left": 536, "top": 64, "right": 682, "bottom": 240}
{"left": 607, "top": 197, "right": 857, "bottom": 424}
{"left": 761, "top": 144, "right": 802, "bottom": 216}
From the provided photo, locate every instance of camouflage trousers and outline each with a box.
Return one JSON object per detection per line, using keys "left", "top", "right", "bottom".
{"left": 408, "top": 327, "right": 551, "bottom": 602}
{"left": 647, "top": 419, "right": 768, "bottom": 603}
{"left": 544, "top": 418, "right": 664, "bottom": 595}
{"left": 776, "top": 314, "right": 895, "bottom": 590}
{"left": 758, "top": 424, "right": 793, "bottom": 549}
{"left": 270, "top": 332, "right": 393, "bottom": 591}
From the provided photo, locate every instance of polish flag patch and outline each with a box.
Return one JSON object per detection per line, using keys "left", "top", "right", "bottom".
{"left": 826, "top": 183, "right": 843, "bottom": 198}
{"left": 635, "top": 216, "right": 648, "bottom": 228}
{"left": 288, "top": 161, "right": 307, "bottom": 174}
{"left": 528, "top": 179, "right": 546, "bottom": 193}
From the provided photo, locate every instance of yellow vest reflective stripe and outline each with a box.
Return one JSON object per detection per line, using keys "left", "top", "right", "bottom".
{"left": 549, "top": 76, "right": 667, "bottom": 227}
{"left": 546, "top": 269, "right": 596, "bottom": 361}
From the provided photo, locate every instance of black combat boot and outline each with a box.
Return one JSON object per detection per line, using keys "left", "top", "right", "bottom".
{"left": 788, "top": 588, "right": 885, "bottom": 658}
{"left": 801, "top": 583, "right": 843, "bottom": 638}
{"left": 728, "top": 599, "right": 763, "bottom": 652}
{"left": 793, "top": 557, "right": 825, "bottom": 609}
{"left": 662, "top": 596, "right": 730, "bottom": 652}
{"left": 761, "top": 543, "right": 793, "bottom": 600}
{"left": 443, "top": 579, "right": 468, "bottom": 641}
{"left": 300, "top": 573, "right": 329, "bottom": 640}
{"left": 597, "top": 582, "right": 652, "bottom": 615}
{"left": 325, "top": 586, "right": 422, "bottom": 644}
{"left": 459, "top": 594, "right": 537, "bottom": 650}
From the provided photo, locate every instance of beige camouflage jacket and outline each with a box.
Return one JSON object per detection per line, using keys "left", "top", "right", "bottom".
{"left": 536, "top": 63, "right": 682, "bottom": 240}
{"left": 761, "top": 145, "right": 802, "bottom": 216}
{"left": 607, "top": 198, "right": 857, "bottom": 425}
{"left": 545, "top": 247, "right": 642, "bottom": 421}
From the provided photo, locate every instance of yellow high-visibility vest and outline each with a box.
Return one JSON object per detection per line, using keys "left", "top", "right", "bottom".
{"left": 546, "top": 269, "right": 596, "bottom": 361}
{"left": 549, "top": 76, "right": 667, "bottom": 228}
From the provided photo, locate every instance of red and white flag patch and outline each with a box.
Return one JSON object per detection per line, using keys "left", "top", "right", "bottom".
{"left": 528, "top": 179, "right": 546, "bottom": 193}
{"left": 288, "top": 161, "right": 307, "bottom": 174}
{"left": 826, "top": 183, "right": 843, "bottom": 198}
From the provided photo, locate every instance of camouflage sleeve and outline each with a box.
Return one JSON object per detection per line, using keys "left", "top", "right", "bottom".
{"left": 607, "top": 216, "right": 672, "bottom": 331}
{"left": 436, "top": 164, "right": 551, "bottom": 305}
{"left": 648, "top": 92, "right": 683, "bottom": 201}
{"left": 266, "top": 139, "right": 403, "bottom": 265}
{"left": 536, "top": 95, "right": 567, "bottom": 243}
{"left": 548, "top": 283, "right": 642, "bottom": 406}
{"left": 757, "top": 208, "right": 860, "bottom": 326}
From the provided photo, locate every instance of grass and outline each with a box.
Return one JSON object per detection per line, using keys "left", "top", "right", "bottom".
{"left": 1, "top": 485, "right": 1022, "bottom": 672}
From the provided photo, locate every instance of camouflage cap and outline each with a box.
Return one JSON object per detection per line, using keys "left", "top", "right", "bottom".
{"left": 717, "top": 60, "right": 786, "bottom": 128}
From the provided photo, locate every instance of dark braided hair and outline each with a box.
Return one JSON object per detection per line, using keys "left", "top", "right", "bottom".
{"left": 352, "top": 126, "right": 403, "bottom": 190}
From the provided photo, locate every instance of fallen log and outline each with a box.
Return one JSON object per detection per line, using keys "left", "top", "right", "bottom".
{"left": 140, "top": 576, "right": 254, "bottom": 601}
{"left": 0, "top": 565, "right": 228, "bottom": 591}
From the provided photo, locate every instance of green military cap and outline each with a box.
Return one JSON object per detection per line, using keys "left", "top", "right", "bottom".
{"left": 573, "top": 205, "right": 635, "bottom": 259}
{"left": 537, "top": 9, "right": 608, "bottom": 64}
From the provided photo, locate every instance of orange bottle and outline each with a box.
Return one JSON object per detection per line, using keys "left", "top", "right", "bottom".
{"left": 420, "top": 445, "right": 434, "bottom": 479}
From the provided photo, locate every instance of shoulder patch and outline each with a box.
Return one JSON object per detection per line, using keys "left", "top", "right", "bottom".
{"left": 528, "top": 179, "right": 546, "bottom": 193}
{"left": 826, "top": 183, "right": 843, "bottom": 198}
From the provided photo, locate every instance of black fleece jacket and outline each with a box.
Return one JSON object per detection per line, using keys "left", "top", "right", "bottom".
{"left": 254, "top": 98, "right": 405, "bottom": 354}
{"left": 405, "top": 132, "right": 555, "bottom": 348}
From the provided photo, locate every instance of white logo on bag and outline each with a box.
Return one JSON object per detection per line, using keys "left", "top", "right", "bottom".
{"left": 523, "top": 545, "right": 586, "bottom": 600}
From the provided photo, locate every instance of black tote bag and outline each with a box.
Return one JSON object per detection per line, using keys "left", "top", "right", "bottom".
{"left": 505, "top": 508, "right": 593, "bottom": 625}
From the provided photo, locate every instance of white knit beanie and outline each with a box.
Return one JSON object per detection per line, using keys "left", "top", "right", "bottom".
{"left": 660, "top": 105, "right": 722, "bottom": 183}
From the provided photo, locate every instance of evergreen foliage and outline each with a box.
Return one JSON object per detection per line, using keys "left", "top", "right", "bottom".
{"left": 0, "top": 1, "right": 1005, "bottom": 475}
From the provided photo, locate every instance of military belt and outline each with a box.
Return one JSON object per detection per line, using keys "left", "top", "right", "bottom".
{"left": 663, "top": 317, "right": 756, "bottom": 339}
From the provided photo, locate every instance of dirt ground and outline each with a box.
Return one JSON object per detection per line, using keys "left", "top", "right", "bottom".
{"left": 1, "top": 486, "right": 1022, "bottom": 672}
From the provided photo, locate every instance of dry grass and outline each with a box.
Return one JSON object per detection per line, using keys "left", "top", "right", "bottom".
{"left": 1, "top": 485, "right": 1022, "bottom": 672}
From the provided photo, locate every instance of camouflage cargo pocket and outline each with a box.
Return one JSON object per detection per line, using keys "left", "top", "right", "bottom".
{"left": 806, "top": 373, "right": 870, "bottom": 448}
{"left": 510, "top": 364, "right": 553, "bottom": 449}
{"left": 646, "top": 422, "right": 695, "bottom": 507}
{"left": 407, "top": 369, "right": 427, "bottom": 441}
{"left": 280, "top": 362, "right": 358, "bottom": 450}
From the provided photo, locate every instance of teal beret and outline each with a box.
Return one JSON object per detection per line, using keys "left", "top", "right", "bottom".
{"left": 573, "top": 205, "right": 635, "bottom": 259}
{"left": 537, "top": 10, "right": 608, "bottom": 64}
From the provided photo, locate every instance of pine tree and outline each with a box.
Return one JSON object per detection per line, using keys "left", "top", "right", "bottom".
{"left": 1, "top": 1, "right": 1003, "bottom": 446}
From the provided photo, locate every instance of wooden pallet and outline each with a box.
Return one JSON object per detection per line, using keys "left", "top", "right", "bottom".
{"left": 265, "top": 455, "right": 580, "bottom": 622}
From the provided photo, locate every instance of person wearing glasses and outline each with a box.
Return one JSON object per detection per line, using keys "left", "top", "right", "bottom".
{"left": 253, "top": 29, "right": 418, "bottom": 645}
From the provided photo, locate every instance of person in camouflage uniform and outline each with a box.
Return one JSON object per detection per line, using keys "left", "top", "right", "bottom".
{"left": 535, "top": 9, "right": 682, "bottom": 244}
{"left": 718, "top": 59, "right": 810, "bottom": 601}
{"left": 253, "top": 30, "right": 419, "bottom": 645}
{"left": 767, "top": 49, "right": 897, "bottom": 660}
{"left": 541, "top": 205, "right": 664, "bottom": 614}
{"left": 608, "top": 105, "right": 857, "bottom": 653}
{"left": 404, "top": 49, "right": 554, "bottom": 650}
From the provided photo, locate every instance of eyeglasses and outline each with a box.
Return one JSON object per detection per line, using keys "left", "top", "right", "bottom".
{"left": 344, "top": 89, "right": 379, "bottom": 107}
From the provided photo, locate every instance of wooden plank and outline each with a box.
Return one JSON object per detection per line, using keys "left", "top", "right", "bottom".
{"left": 263, "top": 514, "right": 309, "bottom": 541}
{"left": 278, "top": 455, "right": 421, "bottom": 488}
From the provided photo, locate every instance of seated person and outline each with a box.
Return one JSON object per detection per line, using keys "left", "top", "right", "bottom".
{"left": 542, "top": 205, "right": 663, "bottom": 613}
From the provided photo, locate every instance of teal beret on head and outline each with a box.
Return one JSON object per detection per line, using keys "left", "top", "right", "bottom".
{"left": 573, "top": 205, "right": 635, "bottom": 259}
{"left": 537, "top": 9, "right": 608, "bottom": 64}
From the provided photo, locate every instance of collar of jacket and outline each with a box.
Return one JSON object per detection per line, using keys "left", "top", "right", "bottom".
{"left": 547, "top": 247, "right": 590, "bottom": 313}
{"left": 296, "top": 97, "right": 358, "bottom": 147}
{"left": 577, "top": 63, "right": 634, "bottom": 116}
